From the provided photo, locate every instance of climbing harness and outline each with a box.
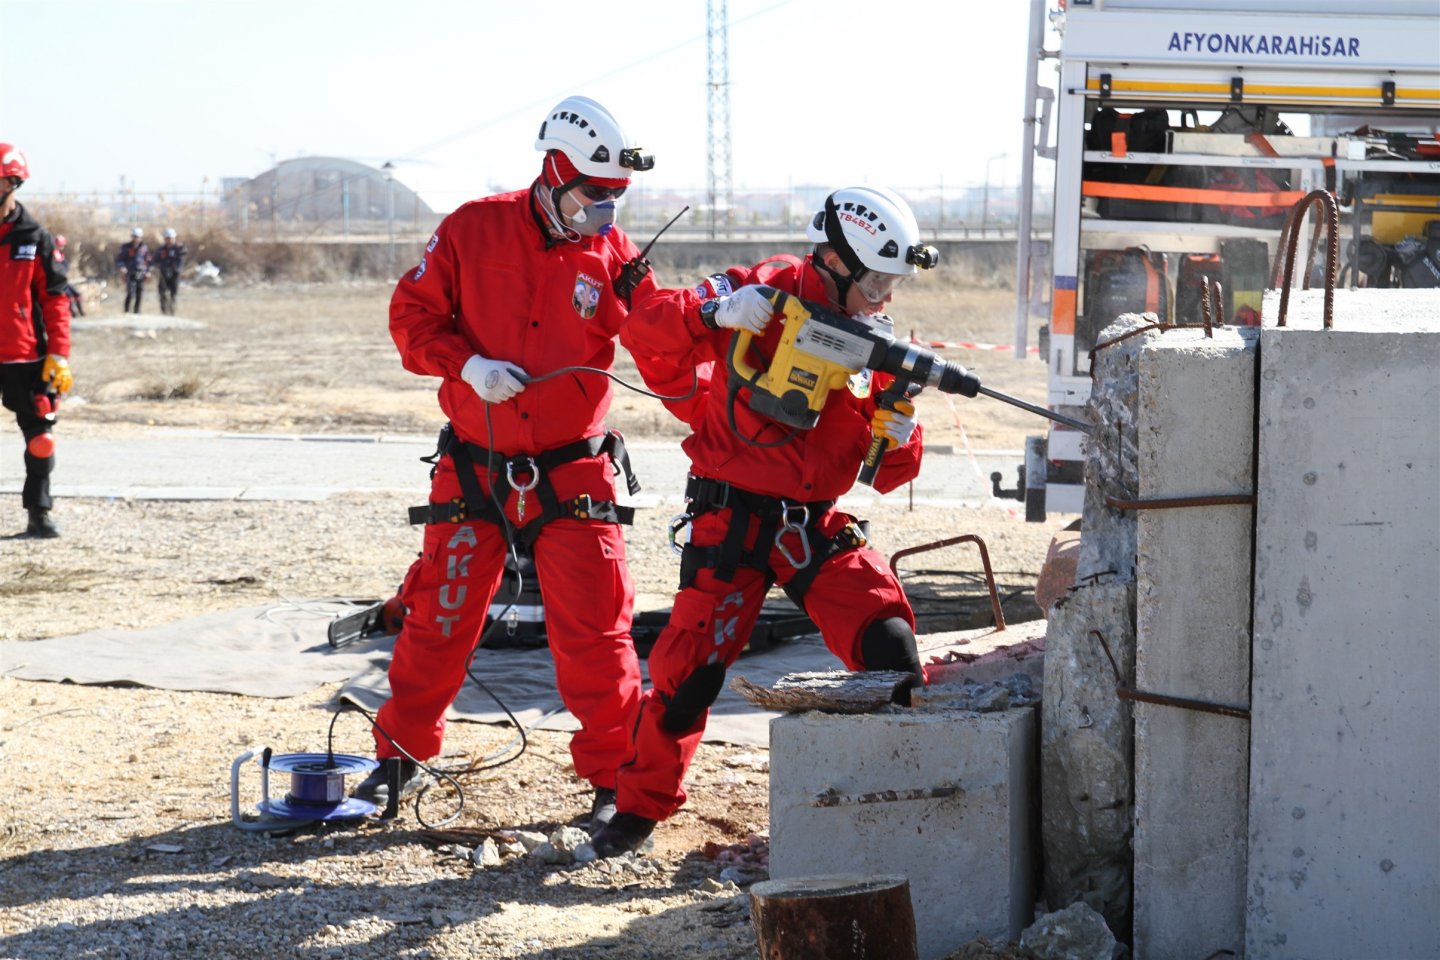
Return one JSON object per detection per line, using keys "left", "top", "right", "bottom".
{"left": 671, "top": 475, "right": 869, "bottom": 602}
{"left": 407, "top": 424, "right": 640, "bottom": 547}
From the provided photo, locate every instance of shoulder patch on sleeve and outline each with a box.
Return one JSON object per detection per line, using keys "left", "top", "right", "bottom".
{"left": 694, "top": 273, "right": 734, "bottom": 299}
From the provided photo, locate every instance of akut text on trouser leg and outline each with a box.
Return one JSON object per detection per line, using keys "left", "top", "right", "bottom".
{"left": 615, "top": 505, "right": 916, "bottom": 823}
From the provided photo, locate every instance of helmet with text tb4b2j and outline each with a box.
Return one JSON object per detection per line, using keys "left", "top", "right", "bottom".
{"left": 807, "top": 186, "right": 939, "bottom": 304}
{"left": 0, "top": 143, "right": 29, "bottom": 182}
{"left": 534, "top": 96, "right": 654, "bottom": 182}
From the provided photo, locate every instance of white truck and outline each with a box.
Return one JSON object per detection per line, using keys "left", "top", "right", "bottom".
{"left": 1009, "top": 0, "right": 1440, "bottom": 519}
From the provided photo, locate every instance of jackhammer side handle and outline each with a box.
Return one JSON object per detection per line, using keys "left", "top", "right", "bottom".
{"left": 858, "top": 385, "right": 911, "bottom": 488}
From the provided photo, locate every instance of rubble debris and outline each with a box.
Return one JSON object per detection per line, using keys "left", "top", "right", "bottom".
{"left": 1019, "top": 901, "right": 1119, "bottom": 960}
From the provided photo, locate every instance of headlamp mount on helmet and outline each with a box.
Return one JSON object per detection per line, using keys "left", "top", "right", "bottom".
{"left": 907, "top": 243, "right": 940, "bottom": 270}
{"left": 619, "top": 147, "right": 654, "bottom": 172}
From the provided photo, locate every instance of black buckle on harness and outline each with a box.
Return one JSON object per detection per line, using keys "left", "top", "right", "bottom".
{"left": 838, "top": 521, "right": 867, "bottom": 549}
{"left": 407, "top": 497, "right": 470, "bottom": 526}
{"left": 685, "top": 475, "right": 730, "bottom": 511}
{"left": 566, "top": 494, "right": 635, "bottom": 526}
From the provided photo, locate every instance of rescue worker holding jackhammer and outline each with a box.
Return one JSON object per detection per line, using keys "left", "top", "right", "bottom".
{"left": 353, "top": 97, "right": 658, "bottom": 835}
{"left": 592, "top": 186, "right": 937, "bottom": 857}
{"left": 0, "top": 143, "right": 72, "bottom": 539}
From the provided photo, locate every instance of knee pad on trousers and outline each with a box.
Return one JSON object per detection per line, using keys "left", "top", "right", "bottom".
{"left": 860, "top": 617, "right": 922, "bottom": 703}
{"left": 660, "top": 662, "right": 728, "bottom": 733}
{"left": 27, "top": 433, "right": 55, "bottom": 458}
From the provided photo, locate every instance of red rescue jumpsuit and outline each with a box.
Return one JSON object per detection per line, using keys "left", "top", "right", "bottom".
{"left": 616, "top": 254, "right": 922, "bottom": 821}
{"left": 380, "top": 187, "right": 655, "bottom": 789}
{"left": 1, "top": 203, "right": 71, "bottom": 511}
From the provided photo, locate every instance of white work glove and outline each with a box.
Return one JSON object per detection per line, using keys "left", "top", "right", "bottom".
{"left": 461, "top": 355, "right": 529, "bottom": 403}
{"left": 708, "top": 285, "right": 775, "bottom": 334}
{"left": 871, "top": 397, "right": 917, "bottom": 445}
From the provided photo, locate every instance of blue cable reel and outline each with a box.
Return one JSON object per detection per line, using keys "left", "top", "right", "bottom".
{"left": 230, "top": 747, "right": 378, "bottom": 831}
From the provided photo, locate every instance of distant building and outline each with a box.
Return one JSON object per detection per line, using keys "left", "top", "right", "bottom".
{"left": 225, "top": 157, "right": 436, "bottom": 231}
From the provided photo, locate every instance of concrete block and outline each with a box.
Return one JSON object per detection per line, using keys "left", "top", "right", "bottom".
{"left": 1247, "top": 318, "right": 1440, "bottom": 959}
{"left": 1133, "top": 328, "right": 1257, "bottom": 960}
{"left": 769, "top": 707, "right": 1037, "bottom": 959}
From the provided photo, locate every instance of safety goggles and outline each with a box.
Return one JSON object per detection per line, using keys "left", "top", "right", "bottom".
{"left": 855, "top": 270, "right": 909, "bottom": 304}
{"left": 578, "top": 181, "right": 627, "bottom": 202}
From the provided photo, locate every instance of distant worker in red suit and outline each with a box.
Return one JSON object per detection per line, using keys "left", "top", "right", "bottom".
{"left": 0, "top": 143, "right": 73, "bottom": 538}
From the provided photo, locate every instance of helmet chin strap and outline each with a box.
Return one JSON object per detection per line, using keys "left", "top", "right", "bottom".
{"left": 814, "top": 256, "right": 856, "bottom": 309}
{"left": 818, "top": 193, "right": 877, "bottom": 308}
{"left": 548, "top": 154, "right": 595, "bottom": 228}
{"left": 536, "top": 156, "right": 583, "bottom": 242}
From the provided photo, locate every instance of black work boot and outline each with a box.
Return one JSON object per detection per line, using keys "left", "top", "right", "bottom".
{"left": 25, "top": 508, "right": 59, "bottom": 539}
{"left": 589, "top": 787, "right": 618, "bottom": 836}
{"left": 351, "top": 758, "right": 423, "bottom": 809}
{"left": 590, "top": 811, "right": 658, "bottom": 859}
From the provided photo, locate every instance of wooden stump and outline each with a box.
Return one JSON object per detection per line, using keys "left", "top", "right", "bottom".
{"left": 751, "top": 873, "right": 918, "bottom": 960}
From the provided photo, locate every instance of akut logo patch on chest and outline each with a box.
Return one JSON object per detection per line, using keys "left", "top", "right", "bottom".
{"left": 572, "top": 271, "right": 603, "bottom": 319}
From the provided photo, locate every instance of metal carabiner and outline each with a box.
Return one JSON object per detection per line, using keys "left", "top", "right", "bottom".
{"left": 774, "top": 501, "right": 812, "bottom": 570}
{"left": 505, "top": 457, "right": 540, "bottom": 494}
{"left": 668, "top": 513, "right": 692, "bottom": 557}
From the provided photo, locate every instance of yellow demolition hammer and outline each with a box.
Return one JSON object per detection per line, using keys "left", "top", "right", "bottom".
{"left": 724, "top": 286, "right": 1091, "bottom": 486}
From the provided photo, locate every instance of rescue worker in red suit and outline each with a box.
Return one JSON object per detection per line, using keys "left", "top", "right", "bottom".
{"left": 352, "top": 97, "right": 659, "bottom": 835}
{"left": 0, "top": 143, "right": 73, "bottom": 539}
{"left": 592, "top": 186, "right": 938, "bottom": 857}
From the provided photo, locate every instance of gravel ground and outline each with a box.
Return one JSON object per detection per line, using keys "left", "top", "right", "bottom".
{"left": 0, "top": 277, "right": 1063, "bottom": 958}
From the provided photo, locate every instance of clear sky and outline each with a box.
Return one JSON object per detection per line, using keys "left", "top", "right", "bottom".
{"left": 0, "top": 0, "right": 1048, "bottom": 212}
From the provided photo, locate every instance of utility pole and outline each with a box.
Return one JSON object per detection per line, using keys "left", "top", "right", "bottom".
{"left": 706, "top": 0, "right": 733, "bottom": 239}
{"left": 382, "top": 162, "right": 396, "bottom": 272}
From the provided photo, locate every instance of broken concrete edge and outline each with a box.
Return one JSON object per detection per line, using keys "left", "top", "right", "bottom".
{"left": 920, "top": 618, "right": 1047, "bottom": 689}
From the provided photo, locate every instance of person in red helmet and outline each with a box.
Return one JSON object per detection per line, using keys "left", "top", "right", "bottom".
{"left": 0, "top": 143, "right": 73, "bottom": 538}
{"left": 592, "top": 186, "right": 941, "bottom": 857}
{"left": 352, "top": 96, "right": 659, "bottom": 835}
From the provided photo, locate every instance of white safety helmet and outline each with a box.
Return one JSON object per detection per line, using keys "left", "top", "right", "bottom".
{"left": 807, "top": 186, "right": 938, "bottom": 303}
{"left": 534, "top": 95, "right": 654, "bottom": 180}
{"left": 131, "top": 226, "right": 144, "bottom": 238}
{"left": 163, "top": 227, "right": 177, "bottom": 239}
